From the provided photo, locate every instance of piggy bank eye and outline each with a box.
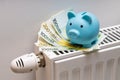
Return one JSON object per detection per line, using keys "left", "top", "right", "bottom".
{"left": 70, "top": 23, "right": 72, "bottom": 26}
{"left": 80, "top": 25, "right": 83, "bottom": 28}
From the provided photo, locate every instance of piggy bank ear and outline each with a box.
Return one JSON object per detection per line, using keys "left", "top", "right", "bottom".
{"left": 67, "top": 11, "right": 76, "bottom": 19}
{"left": 82, "top": 15, "right": 92, "bottom": 24}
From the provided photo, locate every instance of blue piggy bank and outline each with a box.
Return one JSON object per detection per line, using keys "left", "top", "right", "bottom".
{"left": 66, "top": 11, "right": 100, "bottom": 48}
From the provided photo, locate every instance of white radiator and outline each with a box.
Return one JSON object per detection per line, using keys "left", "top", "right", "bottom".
{"left": 35, "top": 25, "right": 120, "bottom": 80}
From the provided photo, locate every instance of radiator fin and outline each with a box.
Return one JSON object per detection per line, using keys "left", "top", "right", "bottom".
{"left": 60, "top": 71, "right": 68, "bottom": 80}
{"left": 116, "top": 57, "right": 120, "bottom": 80}
{"left": 83, "top": 65, "right": 92, "bottom": 80}
{"left": 72, "top": 68, "right": 80, "bottom": 80}
{"left": 95, "top": 62, "right": 104, "bottom": 80}
{"left": 105, "top": 59, "right": 114, "bottom": 80}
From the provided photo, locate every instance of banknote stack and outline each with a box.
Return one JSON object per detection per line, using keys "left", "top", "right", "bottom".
{"left": 35, "top": 9, "right": 106, "bottom": 52}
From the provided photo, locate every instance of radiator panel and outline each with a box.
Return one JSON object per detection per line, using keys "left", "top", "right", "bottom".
{"left": 54, "top": 46, "right": 120, "bottom": 80}
{"left": 36, "top": 25, "right": 120, "bottom": 80}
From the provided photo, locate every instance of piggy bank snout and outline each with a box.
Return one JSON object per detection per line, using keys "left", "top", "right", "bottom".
{"left": 68, "top": 29, "right": 80, "bottom": 39}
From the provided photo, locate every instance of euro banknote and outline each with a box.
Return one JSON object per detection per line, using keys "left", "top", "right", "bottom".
{"left": 50, "top": 9, "right": 73, "bottom": 40}
{"left": 37, "top": 9, "right": 72, "bottom": 47}
{"left": 42, "top": 20, "right": 62, "bottom": 41}
{"left": 38, "top": 23, "right": 60, "bottom": 46}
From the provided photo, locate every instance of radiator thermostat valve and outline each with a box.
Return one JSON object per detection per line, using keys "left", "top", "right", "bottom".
{"left": 10, "top": 53, "right": 44, "bottom": 73}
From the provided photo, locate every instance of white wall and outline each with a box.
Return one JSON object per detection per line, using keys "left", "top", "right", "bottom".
{"left": 0, "top": 0, "right": 120, "bottom": 80}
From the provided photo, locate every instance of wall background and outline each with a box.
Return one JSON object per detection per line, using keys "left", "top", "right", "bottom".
{"left": 0, "top": 0, "right": 120, "bottom": 80}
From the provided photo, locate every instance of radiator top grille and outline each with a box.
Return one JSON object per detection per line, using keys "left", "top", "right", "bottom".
{"left": 100, "top": 25, "right": 120, "bottom": 45}
{"left": 52, "top": 25, "right": 120, "bottom": 55}
{"left": 53, "top": 50, "right": 76, "bottom": 55}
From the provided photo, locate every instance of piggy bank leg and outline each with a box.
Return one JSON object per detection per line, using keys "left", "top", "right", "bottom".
{"left": 91, "top": 39, "right": 98, "bottom": 46}
{"left": 83, "top": 39, "right": 98, "bottom": 48}
{"left": 70, "top": 41, "right": 83, "bottom": 47}
{"left": 83, "top": 44, "right": 92, "bottom": 48}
